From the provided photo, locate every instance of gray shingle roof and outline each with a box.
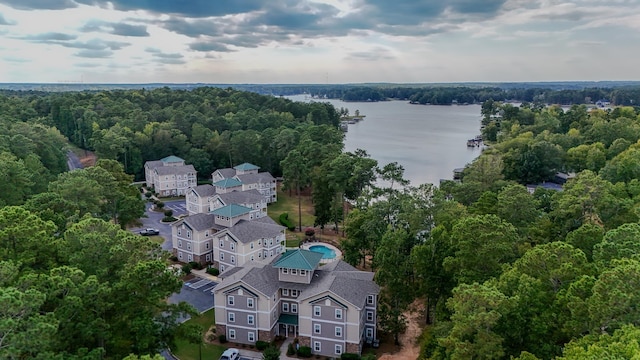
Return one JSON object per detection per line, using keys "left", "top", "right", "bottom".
{"left": 191, "top": 184, "right": 216, "bottom": 197}
{"left": 177, "top": 213, "right": 217, "bottom": 231}
{"left": 213, "top": 168, "right": 237, "bottom": 179}
{"left": 254, "top": 216, "right": 278, "bottom": 225}
{"left": 155, "top": 164, "right": 196, "bottom": 176}
{"left": 235, "top": 172, "right": 274, "bottom": 184}
{"left": 145, "top": 160, "right": 163, "bottom": 170}
{"left": 227, "top": 220, "right": 285, "bottom": 244}
{"left": 216, "top": 190, "right": 263, "bottom": 205}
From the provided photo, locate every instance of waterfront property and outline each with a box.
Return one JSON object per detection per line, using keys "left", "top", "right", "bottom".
{"left": 214, "top": 249, "right": 379, "bottom": 357}
{"left": 211, "top": 163, "right": 277, "bottom": 203}
{"left": 144, "top": 155, "right": 197, "bottom": 196}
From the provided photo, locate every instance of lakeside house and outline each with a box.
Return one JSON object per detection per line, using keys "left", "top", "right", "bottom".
{"left": 144, "top": 155, "right": 197, "bottom": 197}
{"left": 214, "top": 249, "right": 379, "bottom": 357}
{"left": 212, "top": 163, "right": 277, "bottom": 203}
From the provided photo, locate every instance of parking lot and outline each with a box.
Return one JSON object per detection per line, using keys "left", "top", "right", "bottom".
{"left": 164, "top": 201, "right": 188, "bottom": 216}
{"left": 168, "top": 276, "right": 217, "bottom": 322}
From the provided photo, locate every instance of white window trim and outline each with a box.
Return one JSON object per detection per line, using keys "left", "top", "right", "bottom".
{"left": 227, "top": 296, "right": 234, "bottom": 306}
{"left": 367, "top": 311, "right": 374, "bottom": 322}
{"left": 314, "top": 324, "right": 321, "bottom": 334}
{"left": 291, "top": 303, "right": 298, "bottom": 313}
{"left": 228, "top": 312, "right": 235, "bottom": 322}
{"left": 335, "top": 326, "right": 342, "bottom": 337}
{"left": 248, "top": 315, "right": 254, "bottom": 325}
{"left": 314, "top": 306, "right": 321, "bottom": 317}
{"left": 335, "top": 344, "right": 342, "bottom": 355}
{"left": 335, "top": 309, "right": 342, "bottom": 319}
{"left": 229, "top": 329, "right": 236, "bottom": 339}
{"left": 314, "top": 341, "right": 321, "bottom": 352}
{"left": 247, "top": 298, "right": 254, "bottom": 308}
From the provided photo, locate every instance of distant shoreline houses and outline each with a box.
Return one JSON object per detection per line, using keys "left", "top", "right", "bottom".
{"left": 143, "top": 155, "right": 379, "bottom": 356}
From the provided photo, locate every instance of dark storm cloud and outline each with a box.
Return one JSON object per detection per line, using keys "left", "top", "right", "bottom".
{"left": 81, "top": 20, "right": 149, "bottom": 37}
{"left": 0, "top": 13, "right": 15, "bottom": 25}
{"left": 75, "top": 49, "right": 113, "bottom": 58}
{"left": 146, "top": 48, "right": 187, "bottom": 64}
{"left": 22, "top": 32, "right": 77, "bottom": 41}
{"left": 0, "top": 0, "right": 77, "bottom": 10}
{"left": 75, "top": 0, "right": 265, "bottom": 17}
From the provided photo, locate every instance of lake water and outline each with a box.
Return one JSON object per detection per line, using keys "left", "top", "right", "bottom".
{"left": 286, "top": 95, "right": 484, "bottom": 186}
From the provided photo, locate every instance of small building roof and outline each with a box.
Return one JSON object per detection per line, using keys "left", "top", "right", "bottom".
{"left": 211, "top": 204, "right": 252, "bottom": 218}
{"left": 214, "top": 178, "right": 243, "bottom": 188}
{"left": 278, "top": 314, "right": 299, "bottom": 325}
{"left": 176, "top": 213, "right": 217, "bottom": 231}
{"left": 272, "top": 249, "right": 323, "bottom": 271}
{"left": 235, "top": 172, "right": 275, "bottom": 184}
{"left": 234, "top": 163, "right": 260, "bottom": 171}
{"left": 191, "top": 184, "right": 216, "bottom": 197}
{"left": 216, "top": 190, "right": 263, "bottom": 205}
{"left": 144, "top": 160, "right": 164, "bottom": 169}
{"left": 161, "top": 155, "right": 185, "bottom": 163}
{"left": 155, "top": 164, "right": 196, "bottom": 176}
{"left": 213, "top": 168, "right": 237, "bottom": 179}
{"left": 227, "top": 220, "right": 285, "bottom": 244}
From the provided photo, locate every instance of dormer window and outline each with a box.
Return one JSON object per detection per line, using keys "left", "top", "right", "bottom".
{"left": 282, "top": 268, "right": 288, "bottom": 274}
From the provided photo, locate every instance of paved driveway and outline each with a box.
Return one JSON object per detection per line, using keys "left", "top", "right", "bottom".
{"left": 168, "top": 276, "right": 217, "bottom": 322}
{"left": 130, "top": 198, "right": 187, "bottom": 251}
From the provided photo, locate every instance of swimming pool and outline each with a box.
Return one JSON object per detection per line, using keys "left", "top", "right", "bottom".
{"left": 309, "top": 244, "right": 337, "bottom": 259}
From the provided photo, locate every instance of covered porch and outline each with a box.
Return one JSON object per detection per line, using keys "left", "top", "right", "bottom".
{"left": 277, "top": 314, "right": 299, "bottom": 338}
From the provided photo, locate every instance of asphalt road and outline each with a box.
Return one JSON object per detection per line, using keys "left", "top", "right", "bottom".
{"left": 130, "top": 199, "right": 187, "bottom": 251}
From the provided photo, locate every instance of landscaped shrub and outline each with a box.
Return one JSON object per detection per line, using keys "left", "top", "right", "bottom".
{"left": 164, "top": 209, "right": 173, "bottom": 217}
{"left": 156, "top": 201, "right": 165, "bottom": 210}
{"left": 297, "top": 346, "right": 312, "bottom": 358}
{"left": 341, "top": 353, "right": 361, "bottom": 360}
{"left": 181, "top": 263, "right": 192, "bottom": 275}
{"left": 305, "top": 227, "right": 315, "bottom": 237}
{"left": 144, "top": 192, "right": 152, "bottom": 198}
{"left": 287, "top": 343, "right": 295, "bottom": 356}
{"left": 361, "top": 352, "right": 376, "bottom": 360}
{"left": 255, "top": 340, "right": 269, "bottom": 351}
{"left": 189, "top": 261, "right": 203, "bottom": 270}
{"left": 162, "top": 216, "right": 177, "bottom": 222}
{"left": 206, "top": 267, "right": 220, "bottom": 276}
{"left": 218, "top": 334, "right": 227, "bottom": 343}
{"left": 169, "top": 255, "right": 178, "bottom": 262}
{"left": 278, "top": 212, "right": 295, "bottom": 231}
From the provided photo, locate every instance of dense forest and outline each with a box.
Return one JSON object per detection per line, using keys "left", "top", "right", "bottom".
{"left": 338, "top": 103, "right": 640, "bottom": 359}
{"left": 3, "top": 86, "right": 640, "bottom": 359}
{"left": 0, "top": 87, "right": 347, "bottom": 359}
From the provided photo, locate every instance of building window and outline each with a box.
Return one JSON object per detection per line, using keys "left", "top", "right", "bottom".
{"left": 335, "top": 345, "right": 342, "bottom": 355}
{"left": 258, "top": 253, "right": 261, "bottom": 258}
{"left": 314, "top": 342, "right": 321, "bottom": 352}
{"left": 300, "top": 270, "right": 306, "bottom": 276}
{"left": 314, "top": 306, "right": 321, "bottom": 317}
{"left": 291, "top": 290, "right": 298, "bottom": 297}
{"left": 227, "top": 296, "right": 234, "bottom": 306}
{"left": 229, "top": 329, "right": 236, "bottom": 339}
{"left": 248, "top": 315, "right": 254, "bottom": 325}
{"left": 367, "top": 311, "right": 374, "bottom": 322}
{"left": 178, "top": 228, "right": 182, "bottom": 235}
{"left": 220, "top": 240, "right": 224, "bottom": 247}
{"left": 187, "top": 230, "right": 191, "bottom": 238}
{"left": 251, "top": 255, "right": 254, "bottom": 261}
{"left": 231, "top": 243, "right": 235, "bottom": 250}
{"left": 187, "top": 254, "right": 192, "bottom": 262}
{"left": 206, "top": 254, "right": 211, "bottom": 262}
{"left": 187, "top": 242, "right": 191, "bottom": 250}
{"left": 335, "top": 309, "right": 343, "bottom": 320}
{"left": 205, "top": 230, "right": 209, "bottom": 237}
{"left": 335, "top": 327, "right": 342, "bottom": 337}
{"left": 367, "top": 295, "right": 374, "bottom": 305}
{"left": 220, "top": 265, "right": 225, "bottom": 272}
{"left": 282, "top": 303, "right": 289, "bottom": 312}
{"left": 291, "top": 304, "right": 298, "bottom": 313}
{"left": 314, "top": 324, "right": 321, "bottom": 334}
{"left": 366, "top": 328, "right": 373, "bottom": 339}
{"left": 231, "top": 255, "right": 235, "bottom": 264}
{"left": 250, "top": 243, "right": 254, "bottom": 249}
{"left": 178, "top": 240, "right": 182, "bottom": 248}
{"left": 178, "top": 252, "right": 183, "bottom": 260}
{"left": 283, "top": 289, "right": 289, "bottom": 296}
{"left": 247, "top": 298, "right": 254, "bottom": 308}
{"left": 220, "top": 253, "right": 224, "bottom": 261}
{"left": 291, "top": 269, "right": 297, "bottom": 275}
{"left": 248, "top": 332, "right": 255, "bottom": 342}
{"left": 206, "top": 242, "right": 210, "bottom": 249}
{"left": 282, "top": 268, "right": 288, "bottom": 274}
{"left": 228, "top": 313, "right": 235, "bottom": 322}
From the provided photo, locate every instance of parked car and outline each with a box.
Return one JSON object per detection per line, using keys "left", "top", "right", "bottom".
{"left": 139, "top": 228, "right": 160, "bottom": 236}
{"left": 220, "top": 348, "right": 239, "bottom": 360}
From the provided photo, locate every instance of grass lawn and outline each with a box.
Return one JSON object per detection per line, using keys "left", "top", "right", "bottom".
{"left": 268, "top": 185, "right": 315, "bottom": 230}
{"left": 148, "top": 235, "right": 164, "bottom": 245}
{"left": 171, "top": 309, "right": 227, "bottom": 360}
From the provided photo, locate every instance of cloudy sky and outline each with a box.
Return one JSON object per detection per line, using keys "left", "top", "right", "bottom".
{"left": 0, "top": 0, "right": 639, "bottom": 83}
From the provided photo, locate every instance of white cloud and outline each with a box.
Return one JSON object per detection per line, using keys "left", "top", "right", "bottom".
{"left": 0, "top": 1, "right": 639, "bottom": 83}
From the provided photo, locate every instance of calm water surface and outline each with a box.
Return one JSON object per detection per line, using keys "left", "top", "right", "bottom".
{"left": 287, "top": 95, "right": 484, "bottom": 186}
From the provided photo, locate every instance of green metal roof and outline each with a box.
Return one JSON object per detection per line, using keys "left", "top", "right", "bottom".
{"left": 273, "top": 249, "right": 323, "bottom": 271}
{"left": 234, "top": 162, "right": 259, "bottom": 171}
{"left": 278, "top": 313, "right": 299, "bottom": 325}
{"left": 213, "top": 178, "right": 243, "bottom": 188}
{"left": 211, "top": 204, "right": 252, "bottom": 218}
{"left": 161, "top": 155, "right": 184, "bottom": 163}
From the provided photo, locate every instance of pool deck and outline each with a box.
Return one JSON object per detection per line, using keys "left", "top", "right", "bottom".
{"left": 300, "top": 241, "right": 342, "bottom": 263}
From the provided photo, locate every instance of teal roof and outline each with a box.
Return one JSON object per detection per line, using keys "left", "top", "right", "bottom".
{"left": 161, "top": 155, "right": 184, "bottom": 163}
{"left": 278, "top": 314, "right": 299, "bottom": 325}
{"left": 234, "top": 162, "right": 259, "bottom": 171}
{"left": 214, "top": 178, "right": 243, "bottom": 188}
{"left": 273, "top": 249, "right": 323, "bottom": 271}
{"left": 211, "top": 204, "right": 252, "bottom": 218}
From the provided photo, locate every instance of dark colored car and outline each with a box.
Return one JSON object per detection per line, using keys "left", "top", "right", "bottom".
{"left": 139, "top": 228, "right": 160, "bottom": 236}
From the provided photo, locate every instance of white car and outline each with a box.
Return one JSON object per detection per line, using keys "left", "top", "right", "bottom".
{"left": 220, "top": 348, "right": 239, "bottom": 360}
